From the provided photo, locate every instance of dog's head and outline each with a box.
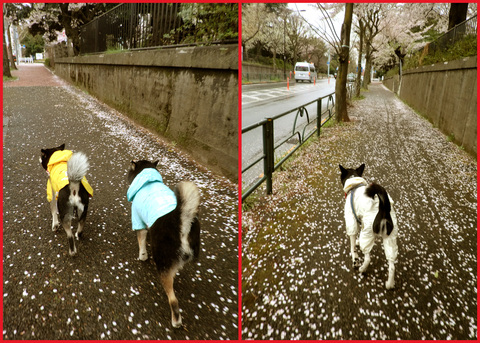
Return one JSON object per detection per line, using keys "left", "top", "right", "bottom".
{"left": 339, "top": 164, "right": 365, "bottom": 187}
{"left": 128, "top": 160, "right": 159, "bottom": 184}
{"left": 40, "top": 143, "right": 65, "bottom": 170}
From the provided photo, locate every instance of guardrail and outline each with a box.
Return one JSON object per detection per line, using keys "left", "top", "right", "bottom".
{"left": 242, "top": 92, "right": 335, "bottom": 201}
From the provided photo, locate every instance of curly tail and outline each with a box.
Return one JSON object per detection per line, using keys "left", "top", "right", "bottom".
{"left": 67, "top": 152, "right": 90, "bottom": 183}
{"left": 175, "top": 181, "right": 201, "bottom": 258}
{"left": 365, "top": 183, "right": 394, "bottom": 235}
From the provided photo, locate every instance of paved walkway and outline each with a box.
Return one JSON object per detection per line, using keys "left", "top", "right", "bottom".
{"left": 3, "top": 64, "right": 238, "bottom": 340}
{"left": 242, "top": 82, "right": 477, "bottom": 340}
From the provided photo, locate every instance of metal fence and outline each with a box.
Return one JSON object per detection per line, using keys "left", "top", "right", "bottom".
{"left": 242, "top": 92, "right": 335, "bottom": 201}
{"left": 79, "top": 3, "right": 237, "bottom": 54}
{"left": 419, "top": 14, "right": 477, "bottom": 57}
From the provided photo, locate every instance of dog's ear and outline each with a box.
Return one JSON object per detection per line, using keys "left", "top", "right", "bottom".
{"left": 357, "top": 164, "right": 365, "bottom": 176}
{"left": 153, "top": 160, "right": 159, "bottom": 168}
{"left": 130, "top": 160, "right": 137, "bottom": 171}
{"left": 59, "top": 143, "right": 65, "bottom": 150}
{"left": 339, "top": 165, "right": 348, "bottom": 178}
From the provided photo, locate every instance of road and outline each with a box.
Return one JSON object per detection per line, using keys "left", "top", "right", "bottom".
{"left": 3, "top": 64, "right": 238, "bottom": 340}
{"left": 242, "top": 82, "right": 477, "bottom": 340}
{"left": 241, "top": 79, "right": 336, "bottom": 190}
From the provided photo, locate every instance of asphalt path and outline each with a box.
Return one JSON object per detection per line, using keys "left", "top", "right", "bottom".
{"left": 241, "top": 79, "right": 336, "bottom": 190}
{"left": 3, "top": 64, "right": 238, "bottom": 340}
{"left": 242, "top": 82, "right": 477, "bottom": 340}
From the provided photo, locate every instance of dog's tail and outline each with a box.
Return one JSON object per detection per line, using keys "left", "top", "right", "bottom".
{"left": 365, "top": 183, "right": 394, "bottom": 235}
{"left": 175, "top": 181, "right": 201, "bottom": 258}
{"left": 67, "top": 152, "right": 90, "bottom": 183}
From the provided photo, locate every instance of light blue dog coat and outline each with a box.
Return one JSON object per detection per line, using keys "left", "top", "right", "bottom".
{"left": 127, "top": 168, "right": 177, "bottom": 231}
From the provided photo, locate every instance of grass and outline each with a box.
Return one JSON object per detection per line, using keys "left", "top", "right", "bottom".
{"left": 241, "top": 114, "right": 344, "bottom": 211}
{"left": 3, "top": 75, "right": 17, "bottom": 82}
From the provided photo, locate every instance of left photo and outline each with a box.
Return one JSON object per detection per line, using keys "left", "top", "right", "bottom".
{"left": 3, "top": 3, "right": 239, "bottom": 340}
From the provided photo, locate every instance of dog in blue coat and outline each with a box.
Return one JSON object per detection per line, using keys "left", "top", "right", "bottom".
{"left": 127, "top": 160, "right": 200, "bottom": 328}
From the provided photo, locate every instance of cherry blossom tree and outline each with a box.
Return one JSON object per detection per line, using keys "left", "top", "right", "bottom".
{"left": 299, "top": 3, "right": 353, "bottom": 121}
{"left": 241, "top": 3, "right": 268, "bottom": 61}
{"left": 26, "top": 3, "right": 117, "bottom": 56}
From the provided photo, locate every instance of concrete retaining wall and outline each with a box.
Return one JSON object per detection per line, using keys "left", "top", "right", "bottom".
{"left": 383, "top": 56, "right": 476, "bottom": 156}
{"left": 55, "top": 44, "right": 238, "bottom": 181}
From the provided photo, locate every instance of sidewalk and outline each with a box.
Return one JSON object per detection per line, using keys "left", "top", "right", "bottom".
{"left": 242, "top": 82, "right": 477, "bottom": 340}
{"left": 3, "top": 64, "right": 238, "bottom": 340}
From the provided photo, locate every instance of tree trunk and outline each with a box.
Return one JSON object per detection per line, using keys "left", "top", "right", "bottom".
{"left": 3, "top": 18, "right": 12, "bottom": 77}
{"left": 448, "top": 3, "right": 469, "bottom": 30}
{"left": 363, "top": 54, "right": 372, "bottom": 89}
{"left": 355, "top": 19, "right": 364, "bottom": 98}
{"left": 362, "top": 40, "right": 372, "bottom": 90}
{"left": 6, "top": 23, "right": 17, "bottom": 70}
{"left": 272, "top": 49, "right": 277, "bottom": 73}
{"left": 335, "top": 3, "right": 353, "bottom": 123}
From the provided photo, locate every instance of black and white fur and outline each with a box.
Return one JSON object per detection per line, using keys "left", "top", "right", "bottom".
{"left": 40, "top": 144, "right": 90, "bottom": 256}
{"left": 127, "top": 160, "right": 201, "bottom": 328}
{"left": 339, "top": 164, "right": 398, "bottom": 289}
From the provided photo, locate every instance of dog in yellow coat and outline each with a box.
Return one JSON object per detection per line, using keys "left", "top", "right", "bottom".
{"left": 41, "top": 144, "right": 93, "bottom": 256}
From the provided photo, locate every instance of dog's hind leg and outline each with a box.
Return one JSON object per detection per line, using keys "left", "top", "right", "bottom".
{"left": 359, "top": 253, "right": 371, "bottom": 273}
{"left": 160, "top": 270, "right": 182, "bottom": 328}
{"left": 75, "top": 186, "right": 90, "bottom": 240}
{"left": 75, "top": 201, "right": 88, "bottom": 240}
{"left": 386, "top": 261, "right": 395, "bottom": 289}
{"left": 62, "top": 218, "right": 77, "bottom": 256}
{"left": 50, "top": 199, "right": 60, "bottom": 231}
{"left": 349, "top": 235, "right": 360, "bottom": 269}
{"left": 383, "top": 236, "right": 397, "bottom": 289}
{"left": 137, "top": 229, "right": 148, "bottom": 261}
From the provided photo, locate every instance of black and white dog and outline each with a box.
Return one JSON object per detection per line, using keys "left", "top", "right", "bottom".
{"left": 40, "top": 144, "right": 93, "bottom": 256}
{"left": 339, "top": 164, "right": 398, "bottom": 289}
{"left": 127, "top": 160, "right": 200, "bottom": 328}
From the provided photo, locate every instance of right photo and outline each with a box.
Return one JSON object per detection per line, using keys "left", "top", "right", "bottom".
{"left": 241, "top": 3, "right": 477, "bottom": 340}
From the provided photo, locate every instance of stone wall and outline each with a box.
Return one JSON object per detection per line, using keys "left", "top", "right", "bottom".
{"left": 383, "top": 56, "right": 476, "bottom": 156}
{"left": 55, "top": 45, "right": 238, "bottom": 181}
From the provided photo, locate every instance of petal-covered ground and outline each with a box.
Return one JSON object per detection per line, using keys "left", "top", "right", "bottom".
{"left": 242, "top": 82, "right": 476, "bottom": 340}
{"left": 3, "top": 64, "right": 238, "bottom": 340}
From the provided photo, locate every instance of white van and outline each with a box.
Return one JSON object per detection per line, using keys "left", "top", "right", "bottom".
{"left": 294, "top": 62, "right": 317, "bottom": 83}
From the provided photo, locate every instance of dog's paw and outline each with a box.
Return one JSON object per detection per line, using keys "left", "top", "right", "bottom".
{"left": 51, "top": 223, "right": 60, "bottom": 232}
{"left": 137, "top": 253, "right": 148, "bottom": 261}
{"left": 385, "top": 280, "right": 395, "bottom": 290}
{"left": 172, "top": 314, "right": 182, "bottom": 328}
{"left": 353, "top": 258, "right": 360, "bottom": 270}
{"left": 359, "top": 265, "right": 368, "bottom": 274}
{"left": 75, "top": 231, "right": 83, "bottom": 240}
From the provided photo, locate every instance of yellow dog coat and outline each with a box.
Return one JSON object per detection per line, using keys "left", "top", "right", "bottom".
{"left": 46, "top": 150, "right": 93, "bottom": 202}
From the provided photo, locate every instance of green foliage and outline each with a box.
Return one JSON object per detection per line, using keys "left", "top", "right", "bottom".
{"left": 169, "top": 3, "right": 238, "bottom": 44}
{"left": 20, "top": 33, "right": 45, "bottom": 57}
{"left": 44, "top": 58, "right": 51, "bottom": 68}
{"left": 404, "top": 34, "right": 477, "bottom": 70}
{"left": 385, "top": 66, "right": 399, "bottom": 78}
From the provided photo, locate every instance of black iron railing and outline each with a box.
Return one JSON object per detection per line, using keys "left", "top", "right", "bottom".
{"left": 79, "top": 3, "right": 238, "bottom": 54}
{"left": 242, "top": 92, "right": 335, "bottom": 201}
{"left": 419, "top": 15, "right": 477, "bottom": 57}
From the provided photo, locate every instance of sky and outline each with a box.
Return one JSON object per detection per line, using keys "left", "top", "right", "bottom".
{"left": 289, "top": 3, "right": 344, "bottom": 43}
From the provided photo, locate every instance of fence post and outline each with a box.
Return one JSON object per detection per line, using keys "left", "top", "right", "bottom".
{"left": 317, "top": 97, "right": 322, "bottom": 137}
{"left": 263, "top": 118, "right": 274, "bottom": 195}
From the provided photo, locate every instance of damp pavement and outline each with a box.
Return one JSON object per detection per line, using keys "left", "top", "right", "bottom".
{"left": 3, "top": 64, "right": 238, "bottom": 340}
{"left": 242, "top": 82, "right": 477, "bottom": 339}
